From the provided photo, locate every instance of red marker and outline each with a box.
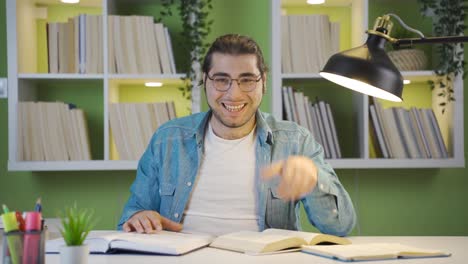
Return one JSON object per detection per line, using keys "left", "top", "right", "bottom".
{"left": 15, "top": 211, "right": 26, "bottom": 231}
{"left": 22, "top": 212, "right": 42, "bottom": 264}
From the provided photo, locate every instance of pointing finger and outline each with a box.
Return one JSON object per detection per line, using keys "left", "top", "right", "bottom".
{"left": 261, "top": 161, "right": 284, "bottom": 180}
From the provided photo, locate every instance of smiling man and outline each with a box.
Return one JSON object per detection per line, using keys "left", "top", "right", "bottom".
{"left": 118, "top": 34, "right": 356, "bottom": 236}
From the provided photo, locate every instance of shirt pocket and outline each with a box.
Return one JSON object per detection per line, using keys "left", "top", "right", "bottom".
{"left": 159, "top": 182, "right": 176, "bottom": 216}
{"left": 265, "top": 188, "right": 296, "bottom": 230}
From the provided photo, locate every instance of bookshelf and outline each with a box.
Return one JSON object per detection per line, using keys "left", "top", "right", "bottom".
{"left": 7, "top": 0, "right": 190, "bottom": 171}
{"left": 270, "top": 0, "right": 465, "bottom": 168}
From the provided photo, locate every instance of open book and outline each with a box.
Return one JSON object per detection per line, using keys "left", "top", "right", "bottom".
{"left": 45, "top": 230, "right": 213, "bottom": 255}
{"left": 209, "top": 228, "right": 350, "bottom": 254}
{"left": 302, "top": 243, "right": 451, "bottom": 261}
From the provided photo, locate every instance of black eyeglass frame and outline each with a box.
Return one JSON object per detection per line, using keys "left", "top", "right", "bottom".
{"left": 206, "top": 74, "right": 262, "bottom": 92}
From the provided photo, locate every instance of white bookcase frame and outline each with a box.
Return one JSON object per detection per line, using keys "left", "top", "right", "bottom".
{"left": 270, "top": 0, "right": 464, "bottom": 168}
{"left": 7, "top": 0, "right": 188, "bottom": 171}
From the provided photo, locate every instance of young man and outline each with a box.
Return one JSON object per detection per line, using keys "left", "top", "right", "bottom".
{"left": 118, "top": 34, "right": 356, "bottom": 236}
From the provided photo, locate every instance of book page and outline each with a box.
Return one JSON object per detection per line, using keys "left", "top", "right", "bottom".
{"left": 262, "top": 229, "right": 320, "bottom": 242}
{"left": 302, "top": 243, "right": 451, "bottom": 261}
{"left": 262, "top": 229, "right": 350, "bottom": 245}
{"left": 45, "top": 230, "right": 118, "bottom": 253}
{"left": 210, "top": 231, "right": 306, "bottom": 254}
{"left": 109, "top": 231, "right": 213, "bottom": 255}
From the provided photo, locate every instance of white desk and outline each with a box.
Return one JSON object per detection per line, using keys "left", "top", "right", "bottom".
{"left": 2, "top": 234, "right": 467, "bottom": 263}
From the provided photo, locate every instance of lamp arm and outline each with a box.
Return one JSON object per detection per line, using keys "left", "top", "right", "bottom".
{"left": 387, "top": 13, "right": 425, "bottom": 38}
{"left": 394, "top": 36, "right": 468, "bottom": 48}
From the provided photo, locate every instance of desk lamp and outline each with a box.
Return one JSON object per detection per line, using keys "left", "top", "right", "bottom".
{"left": 319, "top": 14, "right": 468, "bottom": 102}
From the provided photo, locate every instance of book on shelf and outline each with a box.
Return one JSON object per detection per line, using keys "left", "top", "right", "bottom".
{"left": 302, "top": 242, "right": 451, "bottom": 261}
{"left": 109, "top": 102, "right": 177, "bottom": 160}
{"left": 281, "top": 87, "right": 341, "bottom": 159}
{"left": 47, "top": 14, "right": 102, "bottom": 74}
{"left": 369, "top": 105, "right": 389, "bottom": 158}
{"left": 209, "top": 228, "right": 350, "bottom": 255}
{"left": 282, "top": 14, "right": 339, "bottom": 74}
{"left": 369, "top": 102, "right": 450, "bottom": 159}
{"left": 46, "top": 230, "right": 213, "bottom": 255}
{"left": 17, "top": 101, "right": 92, "bottom": 161}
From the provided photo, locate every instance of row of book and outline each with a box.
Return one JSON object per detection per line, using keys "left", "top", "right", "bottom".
{"left": 47, "top": 14, "right": 103, "bottom": 74}
{"left": 109, "top": 102, "right": 177, "bottom": 160}
{"left": 281, "top": 15, "right": 340, "bottom": 74}
{"left": 17, "top": 102, "right": 92, "bottom": 161}
{"left": 370, "top": 101, "right": 449, "bottom": 159}
{"left": 46, "top": 15, "right": 176, "bottom": 75}
{"left": 282, "top": 86, "right": 342, "bottom": 159}
{"left": 108, "top": 15, "right": 176, "bottom": 74}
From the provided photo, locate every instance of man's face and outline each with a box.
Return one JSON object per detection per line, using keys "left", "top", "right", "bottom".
{"left": 205, "top": 53, "right": 265, "bottom": 138}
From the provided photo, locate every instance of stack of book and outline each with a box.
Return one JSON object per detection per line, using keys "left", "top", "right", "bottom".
{"left": 17, "top": 102, "right": 92, "bottom": 161}
{"left": 282, "top": 86, "right": 341, "bottom": 159}
{"left": 46, "top": 15, "right": 176, "bottom": 75}
{"left": 369, "top": 101, "right": 449, "bottom": 159}
{"left": 282, "top": 14, "right": 340, "bottom": 73}
{"left": 47, "top": 14, "right": 103, "bottom": 74}
{"left": 108, "top": 15, "right": 176, "bottom": 74}
{"left": 109, "top": 101, "right": 177, "bottom": 160}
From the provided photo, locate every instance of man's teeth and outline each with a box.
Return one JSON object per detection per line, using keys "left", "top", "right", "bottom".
{"left": 224, "top": 104, "right": 245, "bottom": 112}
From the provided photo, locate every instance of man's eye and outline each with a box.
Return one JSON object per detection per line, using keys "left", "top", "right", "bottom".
{"left": 240, "top": 78, "right": 256, "bottom": 84}
{"left": 214, "top": 78, "right": 230, "bottom": 84}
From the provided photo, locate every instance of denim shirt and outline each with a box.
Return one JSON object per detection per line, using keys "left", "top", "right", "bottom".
{"left": 118, "top": 111, "right": 356, "bottom": 236}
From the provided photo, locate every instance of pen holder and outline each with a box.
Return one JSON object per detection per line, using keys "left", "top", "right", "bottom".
{"left": 2, "top": 230, "right": 46, "bottom": 264}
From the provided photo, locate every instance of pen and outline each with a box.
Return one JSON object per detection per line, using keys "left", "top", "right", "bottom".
{"left": 34, "top": 198, "right": 41, "bottom": 213}
{"left": 1, "top": 204, "right": 23, "bottom": 264}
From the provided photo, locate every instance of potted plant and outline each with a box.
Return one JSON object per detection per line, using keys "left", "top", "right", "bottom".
{"left": 418, "top": 0, "right": 467, "bottom": 113}
{"left": 57, "top": 203, "right": 97, "bottom": 264}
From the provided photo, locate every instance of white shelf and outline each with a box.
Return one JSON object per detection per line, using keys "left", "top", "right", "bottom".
{"left": 8, "top": 160, "right": 138, "bottom": 171}
{"left": 108, "top": 74, "right": 186, "bottom": 79}
{"left": 8, "top": 157, "right": 464, "bottom": 171}
{"left": 327, "top": 158, "right": 465, "bottom": 169}
{"left": 18, "top": 73, "right": 104, "bottom": 79}
{"left": 282, "top": 73, "right": 322, "bottom": 79}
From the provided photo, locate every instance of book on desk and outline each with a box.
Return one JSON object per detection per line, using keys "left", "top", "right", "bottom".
{"left": 45, "top": 229, "right": 452, "bottom": 260}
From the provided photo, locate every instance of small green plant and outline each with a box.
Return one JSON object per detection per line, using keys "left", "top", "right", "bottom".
{"left": 57, "top": 203, "right": 97, "bottom": 246}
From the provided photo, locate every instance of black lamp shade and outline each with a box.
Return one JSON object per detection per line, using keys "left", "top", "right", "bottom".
{"left": 320, "top": 34, "right": 404, "bottom": 102}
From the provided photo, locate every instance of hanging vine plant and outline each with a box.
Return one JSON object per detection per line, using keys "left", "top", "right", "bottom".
{"left": 418, "top": 0, "right": 467, "bottom": 114}
{"left": 158, "top": 0, "right": 213, "bottom": 112}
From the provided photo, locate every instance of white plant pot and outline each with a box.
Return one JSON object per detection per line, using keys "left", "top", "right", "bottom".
{"left": 59, "top": 244, "right": 89, "bottom": 264}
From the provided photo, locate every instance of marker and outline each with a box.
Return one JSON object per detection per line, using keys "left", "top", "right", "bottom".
{"left": 15, "top": 211, "right": 26, "bottom": 231}
{"left": 23, "top": 212, "right": 42, "bottom": 264}
{"left": 1, "top": 204, "right": 23, "bottom": 264}
{"left": 2, "top": 204, "right": 10, "bottom": 213}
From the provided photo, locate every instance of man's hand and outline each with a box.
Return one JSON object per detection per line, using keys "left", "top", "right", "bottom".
{"left": 262, "top": 156, "right": 318, "bottom": 201}
{"left": 123, "top": 210, "right": 183, "bottom": 234}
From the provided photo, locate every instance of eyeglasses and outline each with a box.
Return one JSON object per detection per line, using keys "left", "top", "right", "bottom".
{"left": 207, "top": 74, "right": 262, "bottom": 92}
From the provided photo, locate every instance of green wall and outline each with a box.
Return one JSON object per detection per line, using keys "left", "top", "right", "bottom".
{"left": 1, "top": 0, "right": 468, "bottom": 235}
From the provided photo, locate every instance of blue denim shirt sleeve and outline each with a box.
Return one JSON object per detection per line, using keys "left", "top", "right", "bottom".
{"left": 298, "top": 130, "right": 356, "bottom": 236}
{"left": 117, "top": 139, "right": 161, "bottom": 230}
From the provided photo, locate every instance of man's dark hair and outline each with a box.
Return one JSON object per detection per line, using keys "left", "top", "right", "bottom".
{"left": 202, "top": 34, "right": 268, "bottom": 78}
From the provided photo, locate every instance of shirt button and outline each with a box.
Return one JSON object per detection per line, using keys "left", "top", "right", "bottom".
{"left": 174, "top": 213, "right": 179, "bottom": 218}
{"left": 332, "top": 209, "right": 338, "bottom": 214}
{"left": 187, "top": 182, "right": 192, "bottom": 187}
{"left": 320, "top": 184, "right": 324, "bottom": 190}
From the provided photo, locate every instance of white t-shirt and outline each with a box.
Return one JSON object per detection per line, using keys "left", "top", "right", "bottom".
{"left": 182, "top": 124, "right": 258, "bottom": 236}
